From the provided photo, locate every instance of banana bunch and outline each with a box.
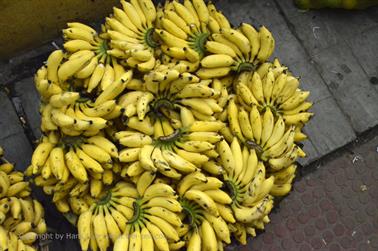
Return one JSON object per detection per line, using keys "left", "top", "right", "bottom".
{"left": 233, "top": 61, "right": 314, "bottom": 127}
{"left": 0, "top": 197, "right": 46, "bottom": 250}
{"left": 34, "top": 62, "right": 63, "bottom": 103}
{"left": 62, "top": 22, "right": 130, "bottom": 94}
{"left": 0, "top": 160, "right": 32, "bottom": 201}
{"left": 0, "top": 150, "right": 47, "bottom": 250}
{"left": 115, "top": 121, "right": 224, "bottom": 179}
{"left": 38, "top": 70, "right": 132, "bottom": 135}
{"left": 224, "top": 94, "right": 308, "bottom": 168}
{"left": 268, "top": 163, "right": 297, "bottom": 197}
{"left": 213, "top": 138, "right": 276, "bottom": 243}
{"left": 198, "top": 22, "right": 275, "bottom": 79}
{"left": 126, "top": 66, "right": 223, "bottom": 122}
{"left": 61, "top": 22, "right": 119, "bottom": 85}
{"left": 106, "top": 0, "right": 159, "bottom": 72}
{"left": 77, "top": 181, "right": 182, "bottom": 251}
{"left": 174, "top": 172, "right": 233, "bottom": 250}
{"left": 155, "top": 0, "right": 216, "bottom": 72}
{"left": 115, "top": 106, "right": 226, "bottom": 178}
{"left": 29, "top": 132, "right": 119, "bottom": 201}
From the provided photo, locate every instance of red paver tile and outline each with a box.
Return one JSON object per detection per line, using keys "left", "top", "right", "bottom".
{"left": 309, "top": 206, "right": 320, "bottom": 217}
{"left": 315, "top": 218, "right": 327, "bottom": 231}
{"left": 299, "top": 243, "right": 312, "bottom": 251}
{"left": 286, "top": 218, "right": 299, "bottom": 231}
{"left": 273, "top": 224, "right": 287, "bottom": 238}
{"left": 244, "top": 136, "right": 378, "bottom": 250}
{"left": 340, "top": 236, "right": 354, "bottom": 249}
{"left": 281, "top": 238, "right": 295, "bottom": 250}
{"left": 326, "top": 210, "right": 338, "bottom": 224}
{"left": 297, "top": 212, "right": 311, "bottom": 224}
{"left": 322, "top": 230, "right": 334, "bottom": 243}
{"left": 333, "top": 224, "right": 345, "bottom": 236}
{"left": 319, "top": 199, "right": 333, "bottom": 211}
{"left": 304, "top": 224, "right": 316, "bottom": 237}
{"left": 310, "top": 237, "right": 326, "bottom": 249}
{"left": 262, "top": 232, "right": 274, "bottom": 245}
{"left": 292, "top": 231, "right": 305, "bottom": 244}
{"left": 329, "top": 243, "right": 342, "bottom": 251}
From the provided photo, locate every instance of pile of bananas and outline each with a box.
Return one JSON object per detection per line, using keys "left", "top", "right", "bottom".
{"left": 0, "top": 147, "right": 47, "bottom": 250}
{"left": 28, "top": 0, "right": 313, "bottom": 250}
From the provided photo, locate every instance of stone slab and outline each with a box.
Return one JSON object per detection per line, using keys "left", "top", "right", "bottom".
{"left": 0, "top": 91, "right": 33, "bottom": 169}
{"left": 311, "top": 41, "right": 378, "bottom": 133}
{"left": 13, "top": 77, "right": 42, "bottom": 139}
{"left": 346, "top": 25, "right": 378, "bottom": 93}
{"left": 275, "top": 1, "right": 378, "bottom": 56}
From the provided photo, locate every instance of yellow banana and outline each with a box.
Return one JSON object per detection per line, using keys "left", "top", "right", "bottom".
{"left": 221, "top": 28, "right": 250, "bottom": 55}
{"left": 216, "top": 203, "right": 236, "bottom": 223}
{"left": 94, "top": 71, "right": 133, "bottom": 105}
{"left": 202, "top": 211, "right": 231, "bottom": 244}
{"left": 264, "top": 116, "right": 285, "bottom": 149}
{"left": 87, "top": 135, "right": 118, "bottom": 158}
{"left": 263, "top": 70, "right": 275, "bottom": 104}
{"left": 200, "top": 219, "right": 218, "bottom": 251}
{"left": 113, "top": 225, "right": 130, "bottom": 251}
{"left": 46, "top": 50, "right": 64, "bottom": 83}
{"left": 204, "top": 190, "right": 232, "bottom": 205}
{"left": 187, "top": 229, "right": 201, "bottom": 251}
{"left": 201, "top": 54, "right": 235, "bottom": 68}
{"left": 161, "top": 149, "right": 197, "bottom": 173}
{"left": 184, "top": 189, "right": 219, "bottom": 216}
{"left": 63, "top": 39, "right": 95, "bottom": 52}
{"left": 217, "top": 140, "right": 235, "bottom": 175}
{"left": 31, "top": 142, "right": 54, "bottom": 174}
{"left": 196, "top": 67, "right": 231, "bottom": 79}
{"left": 240, "top": 23, "right": 260, "bottom": 60}
{"left": 143, "top": 197, "right": 182, "bottom": 212}
{"left": 9, "top": 197, "right": 22, "bottom": 219}
{"left": 260, "top": 107, "right": 274, "bottom": 146}
{"left": 75, "top": 148, "right": 104, "bottom": 173}
{"left": 93, "top": 207, "right": 109, "bottom": 251}
{"left": 227, "top": 98, "right": 245, "bottom": 142}
{"left": 57, "top": 50, "right": 94, "bottom": 82}
{"left": 75, "top": 56, "right": 98, "bottom": 79}
{"left": 250, "top": 105, "right": 262, "bottom": 144}
{"left": 257, "top": 26, "right": 275, "bottom": 62}
{"left": 81, "top": 144, "right": 112, "bottom": 166}
{"left": 103, "top": 206, "right": 121, "bottom": 243}
{"left": 270, "top": 183, "right": 292, "bottom": 196}
{"left": 238, "top": 108, "right": 253, "bottom": 140}
{"left": 138, "top": 0, "right": 156, "bottom": 26}
{"left": 7, "top": 181, "right": 29, "bottom": 197}
{"left": 177, "top": 171, "right": 207, "bottom": 196}
{"left": 65, "top": 148, "right": 88, "bottom": 183}
{"left": 144, "top": 214, "right": 179, "bottom": 241}
{"left": 143, "top": 183, "right": 176, "bottom": 201}
{"left": 49, "top": 92, "right": 80, "bottom": 108}
{"left": 136, "top": 171, "right": 156, "bottom": 196}
{"left": 232, "top": 197, "right": 273, "bottom": 223}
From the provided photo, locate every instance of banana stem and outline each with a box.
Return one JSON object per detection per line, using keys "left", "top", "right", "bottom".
{"left": 0, "top": 157, "right": 9, "bottom": 164}
{"left": 144, "top": 28, "right": 159, "bottom": 48}
{"left": 96, "top": 190, "right": 113, "bottom": 206}
{"left": 129, "top": 200, "right": 143, "bottom": 225}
